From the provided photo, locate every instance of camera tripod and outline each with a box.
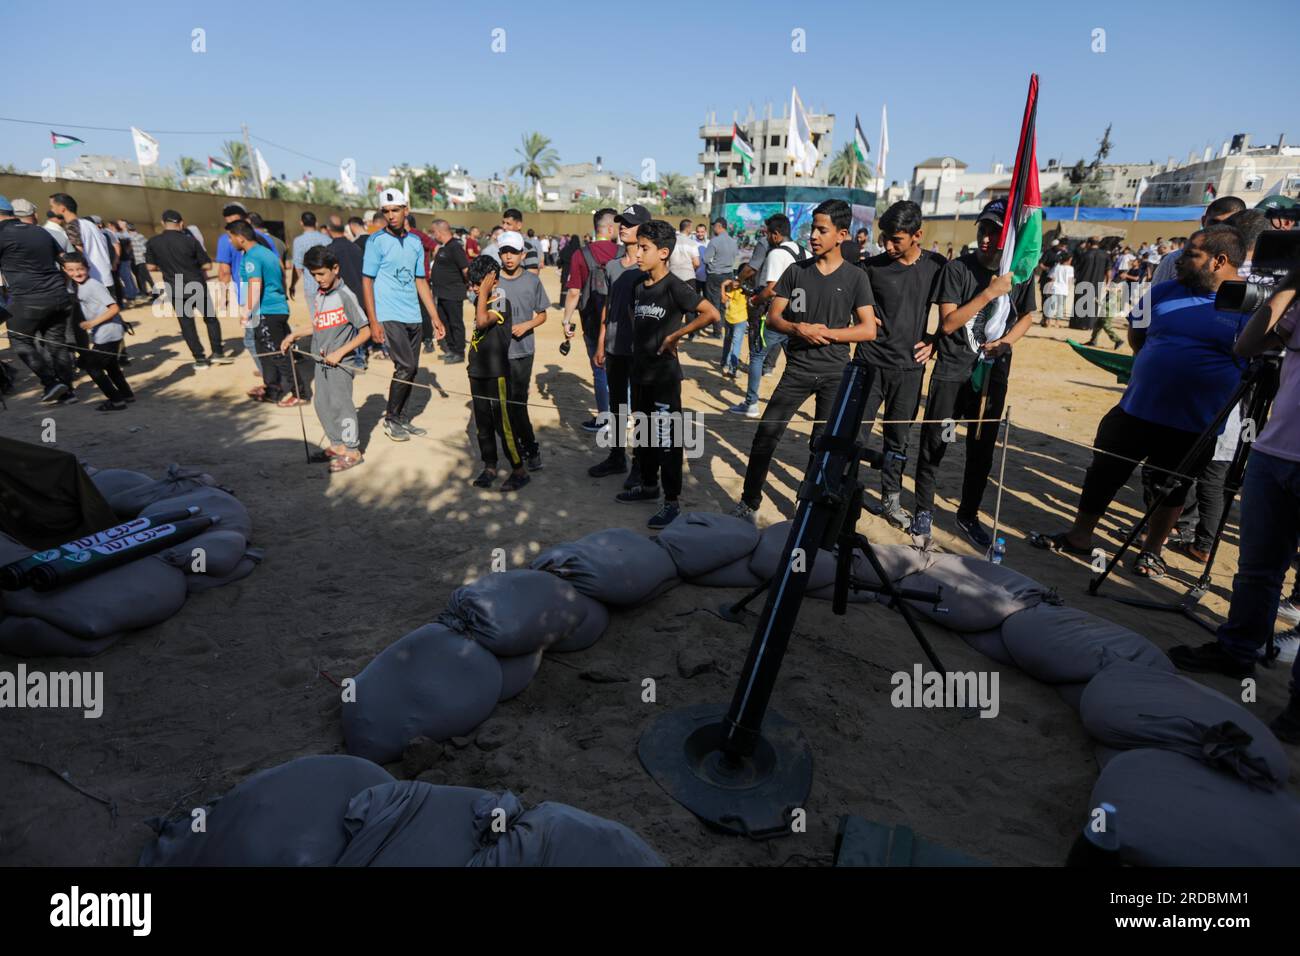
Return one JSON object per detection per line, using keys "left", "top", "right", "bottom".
{"left": 1089, "top": 354, "right": 1280, "bottom": 643}
{"left": 638, "top": 357, "right": 951, "bottom": 839}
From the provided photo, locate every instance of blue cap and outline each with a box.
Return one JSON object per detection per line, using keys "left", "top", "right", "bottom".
{"left": 0, "top": 195, "right": 13, "bottom": 214}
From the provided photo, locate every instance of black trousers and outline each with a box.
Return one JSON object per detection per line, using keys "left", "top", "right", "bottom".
{"left": 507, "top": 354, "right": 538, "bottom": 455}
{"left": 175, "top": 293, "right": 224, "bottom": 360}
{"left": 636, "top": 375, "right": 684, "bottom": 500}
{"left": 741, "top": 365, "right": 843, "bottom": 509}
{"left": 604, "top": 353, "right": 639, "bottom": 464}
{"left": 7, "top": 297, "right": 76, "bottom": 389}
{"left": 81, "top": 341, "right": 133, "bottom": 403}
{"left": 1081, "top": 405, "right": 1210, "bottom": 514}
{"left": 383, "top": 322, "right": 422, "bottom": 420}
{"left": 863, "top": 366, "right": 925, "bottom": 497}
{"left": 913, "top": 359, "right": 1009, "bottom": 519}
{"left": 437, "top": 298, "right": 465, "bottom": 357}
{"left": 419, "top": 298, "right": 435, "bottom": 347}
{"left": 133, "top": 262, "right": 155, "bottom": 294}
{"left": 254, "top": 315, "right": 300, "bottom": 400}
{"left": 470, "top": 374, "right": 525, "bottom": 469}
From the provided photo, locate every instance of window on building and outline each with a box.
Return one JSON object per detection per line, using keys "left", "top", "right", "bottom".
{"left": 768, "top": 162, "right": 779, "bottom": 175}
{"left": 770, "top": 135, "right": 781, "bottom": 147}
{"left": 1244, "top": 176, "right": 1264, "bottom": 191}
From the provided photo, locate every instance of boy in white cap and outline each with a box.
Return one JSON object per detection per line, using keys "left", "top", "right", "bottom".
{"left": 361, "top": 189, "right": 445, "bottom": 442}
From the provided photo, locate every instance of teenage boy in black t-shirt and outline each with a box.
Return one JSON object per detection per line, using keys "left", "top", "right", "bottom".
{"left": 858, "top": 200, "right": 946, "bottom": 529}
{"left": 732, "top": 200, "right": 878, "bottom": 520}
{"left": 910, "top": 199, "right": 1038, "bottom": 548}
{"left": 616, "top": 219, "right": 720, "bottom": 529}
{"left": 466, "top": 255, "right": 529, "bottom": 492}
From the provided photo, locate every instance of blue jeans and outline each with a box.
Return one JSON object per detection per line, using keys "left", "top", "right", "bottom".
{"left": 1216, "top": 449, "right": 1300, "bottom": 696}
{"left": 116, "top": 260, "right": 139, "bottom": 300}
{"left": 243, "top": 323, "right": 262, "bottom": 374}
{"left": 583, "top": 328, "right": 609, "bottom": 415}
{"left": 743, "top": 329, "right": 787, "bottom": 407}
{"left": 722, "top": 319, "right": 747, "bottom": 372}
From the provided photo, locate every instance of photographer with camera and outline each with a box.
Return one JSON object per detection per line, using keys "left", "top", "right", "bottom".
{"left": 1170, "top": 264, "right": 1300, "bottom": 743}
{"left": 1031, "top": 224, "right": 1249, "bottom": 578}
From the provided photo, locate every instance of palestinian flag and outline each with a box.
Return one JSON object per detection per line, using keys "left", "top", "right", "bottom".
{"left": 852, "top": 115, "right": 870, "bottom": 165}
{"left": 208, "top": 156, "right": 234, "bottom": 175}
{"left": 50, "top": 131, "right": 84, "bottom": 149}
{"left": 732, "top": 124, "right": 754, "bottom": 184}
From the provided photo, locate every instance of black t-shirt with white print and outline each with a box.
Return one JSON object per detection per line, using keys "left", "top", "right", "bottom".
{"left": 933, "top": 251, "right": 1038, "bottom": 382}
{"left": 631, "top": 272, "right": 703, "bottom": 385}
{"left": 773, "top": 258, "right": 875, "bottom": 375}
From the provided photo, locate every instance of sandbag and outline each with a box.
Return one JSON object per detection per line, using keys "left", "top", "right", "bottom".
{"left": 185, "top": 552, "right": 261, "bottom": 593}
{"left": 547, "top": 594, "right": 608, "bottom": 653}
{"left": 747, "top": 520, "right": 838, "bottom": 591}
{"left": 1080, "top": 660, "right": 1289, "bottom": 789}
{"left": 0, "top": 614, "right": 120, "bottom": 658}
{"left": 1055, "top": 683, "right": 1088, "bottom": 712}
{"left": 88, "top": 468, "right": 152, "bottom": 504}
{"left": 4, "top": 554, "right": 187, "bottom": 641}
{"left": 960, "top": 628, "right": 1017, "bottom": 667}
{"left": 901, "top": 554, "right": 1055, "bottom": 633}
{"left": 142, "top": 487, "right": 252, "bottom": 541}
{"left": 158, "top": 529, "right": 248, "bottom": 578}
{"left": 0, "top": 532, "right": 33, "bottom": 567}
{"left": 337, "top": 781, "right": 489, "bottom": 867}
{"left": 467, "top": 790, "right": 663, "bottom": 867}
{"left": 530, "top": 528, "right": 679, "bottom": 607}
{"left": 441, "top": 570, "right": 589, "bottom": 656}
{"left": 654, "top": 511, "right": 759, "bottom": 578}
{"left": 140, "top": 755, "right": 394, "bottom": 866}
{"left": 342, "top": 624, "right": 504, "bottom": 764}
{"left": 1087, "top": 748, "right": 1300, "bottom": 866}
{"left": 689, "top": 556, "right": 762, "bottom": 589}
{"left": 498, "top": 648, "right": 544, "bottom": 701}
{"left": 1001, "top": 604, "right": 1173, "bottom": 684}
{"left": 806, "top": 545, "right": 931, "bottom": 603}
{"left": 107, "top": 464, "right": 226, "bottom": 518}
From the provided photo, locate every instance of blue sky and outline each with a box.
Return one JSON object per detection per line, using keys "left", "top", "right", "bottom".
{"left": 3, "top": 0, "right": 1297, "bottom": 189}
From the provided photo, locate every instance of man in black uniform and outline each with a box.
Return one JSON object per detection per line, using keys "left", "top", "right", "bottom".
{"left": 858, "top": 201, "right": 946, "bottom": 529}
{"left": 910, "top": 199, "right": 1038, "bottom": 548}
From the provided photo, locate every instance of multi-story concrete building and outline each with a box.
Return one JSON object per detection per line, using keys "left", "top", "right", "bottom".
{"left": 910, "top": 156, "right": 1068, "bottom": 217}
{"left": 55, "top": 154, "right": 144, "bottom": 186}
{"left": 698, "top": 102, "right": 835, "bottom": 195}
{"left": 1146, "top": 136, "right": 1300, "bottom": 206}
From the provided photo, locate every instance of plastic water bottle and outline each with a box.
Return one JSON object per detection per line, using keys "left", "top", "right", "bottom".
{"left": 990, "top": 537, "right": 1006, "bottom": 565}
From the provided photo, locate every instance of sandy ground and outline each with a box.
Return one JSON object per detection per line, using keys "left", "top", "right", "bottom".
{"left": 2, "top": 267, "right": 1296, "bottom": 867}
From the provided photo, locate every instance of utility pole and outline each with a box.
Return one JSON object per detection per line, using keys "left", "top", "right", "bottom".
{"left": 242, "top": 122, "right": 263, "bottom": 199}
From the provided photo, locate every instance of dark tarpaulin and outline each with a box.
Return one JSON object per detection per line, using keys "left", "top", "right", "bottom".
{"left": 0, "top": 436, "right": 117, "bottom": 548}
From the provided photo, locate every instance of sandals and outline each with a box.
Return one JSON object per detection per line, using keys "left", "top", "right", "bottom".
{"left": 247, "top": 385, "right": 267, "bottom": 400}
{"left": 1133, "top": 551, "right": 1167, "bottom": 578}
{"left": 1028, "top": 531, "right": 1093, "bottom": 557}
{"left": 328, "top": 453, "right": 363, "bottom": 472}
{"left": 499, "top": 471, "right": 530, "bottom": 493}
{"left": 277, "top": 395, "right": 307, "bottom": 408}
{"left": 307, "top": 449, "right": 337, "bottom": 464}
{"left": 472, "top": 468, "right": 498, "bottom": 488}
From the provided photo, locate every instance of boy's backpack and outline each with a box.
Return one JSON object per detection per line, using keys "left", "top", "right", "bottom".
{"left": 777, "top": 240, "right": 809, "bottom": 263}
{"left": 576, "top": 244, "right": 610, "bottom": 313}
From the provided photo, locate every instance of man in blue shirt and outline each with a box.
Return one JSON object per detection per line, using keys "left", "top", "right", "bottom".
{"left": 1031, "top": 224, "right": 1248, "bottom": 578}
{"left": 215, "top": 202, "right": 278, "bottom": 382}
{"left": 289, "top": 211, "right": 331, "bottom": 313}
{"left": 362, "top": 189, "right": 445, "bottom": 441}
{"left": 228, "top": 220, "right": 303, "bottom": 406}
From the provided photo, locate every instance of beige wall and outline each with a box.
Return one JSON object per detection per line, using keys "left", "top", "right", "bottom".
{"left": 0, "top": 174, "right": 636, "bottom": 253}
{"left": 916, "top": 216, "right": 1198, "bottom": 252}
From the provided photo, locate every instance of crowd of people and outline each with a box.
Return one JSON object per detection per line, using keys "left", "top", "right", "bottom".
{"left": 3, "top": 184, "right": 1300, "bottom": 740}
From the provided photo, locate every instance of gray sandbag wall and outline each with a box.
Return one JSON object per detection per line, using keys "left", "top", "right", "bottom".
{"left": 0, "top": 463, "right": 261, "bottom": 658}
{"left": 138, "top": 755, "right": 662, "bottom": 867}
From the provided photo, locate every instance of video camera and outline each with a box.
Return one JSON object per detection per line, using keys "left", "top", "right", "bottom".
{"left": 1216, "top": 229, "right": 1300, "bottom": 313}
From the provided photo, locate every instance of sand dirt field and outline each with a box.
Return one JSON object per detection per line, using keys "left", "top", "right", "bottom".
{"left": 2, "top": 267, "right": 1296, "bottom": 867}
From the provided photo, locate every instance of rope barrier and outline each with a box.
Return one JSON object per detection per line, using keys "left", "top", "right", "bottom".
{"left": 2, "top": 328, "right": 1204, "bottom": 483}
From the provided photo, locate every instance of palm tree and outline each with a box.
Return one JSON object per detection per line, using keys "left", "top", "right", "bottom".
{"left": 653, "top": 172, "right": 696, "bottom": 215}
{"left": 508, "top": 132, "right": 559, "bottom": 191}
{"left": 828, "top": 142, "right": 869, "bottom": 188}
{"left": 176, "top": 156, "right": 202, "bottom": 177}
{"left": 220, "top": 140, "right": 252, "bottom": 186}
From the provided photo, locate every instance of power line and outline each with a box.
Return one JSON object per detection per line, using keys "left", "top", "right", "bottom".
{"left": 0, "top": 115, "right": 239, "bottom": 136}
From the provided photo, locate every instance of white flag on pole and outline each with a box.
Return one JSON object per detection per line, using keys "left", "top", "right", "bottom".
{"left": 1134, "top": 177, "right": 1149, "bottom": 203}
{"left": 339, "top": 159, "right": 360, "bottom": 195}
{"left": 877, "top": 104, "right": 890, "bottom": 183}
{"left": 254, "top": 148, "right": 272, "bottom": 186}
{"left": 131, "top": 127, "right": 159, "bottom": 166}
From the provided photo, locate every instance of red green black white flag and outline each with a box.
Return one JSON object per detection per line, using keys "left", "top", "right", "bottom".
{"left": 50, "top": 131, "right": 84, "bottom": 149}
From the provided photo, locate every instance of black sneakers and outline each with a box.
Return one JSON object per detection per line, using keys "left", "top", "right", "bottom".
{"left": 648, "top": 501, "right": 680, "bottom": 530}
{"left": 588, "top": 455, "right": 627, "bottom": 478}
{"left": 616, "top": 485, "right": 660, "bottom": 503}
{"left": 40, "top": 383, "right": 69, "bottom": 404}
{"left": 1168, "top": 641, "right": 1255, "bottom": 679}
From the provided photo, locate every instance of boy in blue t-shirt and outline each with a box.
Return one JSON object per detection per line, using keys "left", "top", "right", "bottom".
{"left": 227, "top": 220, "right": 304, "bottom": 406}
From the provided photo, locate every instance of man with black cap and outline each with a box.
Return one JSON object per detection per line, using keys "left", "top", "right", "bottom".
{"left": 146, "top": 210, "right": 230, "bottom": 368}
{"left": 0, "top": 194, "right": 77, "bottom": 403}
{"left": 909, "top": 198, "right": 1038, "bottom": 549}
{"left": 590, "top": 203, "right": 650, "bottom": 482}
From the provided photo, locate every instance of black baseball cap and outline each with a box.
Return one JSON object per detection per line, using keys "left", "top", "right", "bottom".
{"left": 977, "top": 199, "right": 1006, "bottom": 227}
{"left": 615, "top": 204, "right": 651, "bottom": 226}
{"left": 161, "top": 209, "right": 183, "bottom": 223}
